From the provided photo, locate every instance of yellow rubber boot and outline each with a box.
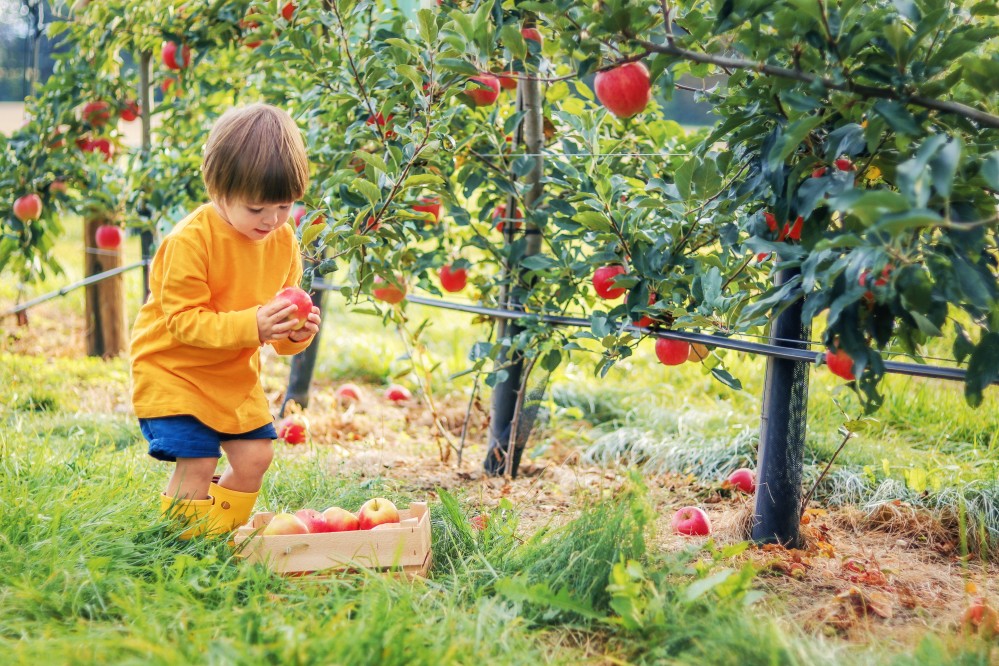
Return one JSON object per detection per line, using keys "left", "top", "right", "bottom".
{"left": 206, "top": 483, "right": 259, "bottom": 536}
{"left": 160, "top": 493, "right": 215, "bottom": 540}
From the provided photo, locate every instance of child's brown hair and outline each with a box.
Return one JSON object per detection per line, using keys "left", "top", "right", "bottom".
{"left": 202, "top": 103, "right": 309, "bottom": 204}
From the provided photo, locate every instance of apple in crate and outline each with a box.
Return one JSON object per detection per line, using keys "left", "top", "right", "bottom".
{"left": 262, "top": 512, "right": 309, "bottom": 535}
{"left": 671, "top": 506, "right": 711, "bottom": 536}
{"left": 357, "top": 497, "right": 399, "bottom": 530}
{"left": 322, "top": 506, "right": 360, "bottom": 532}
{"left": 294, "top": 509, "right": 334, "bottom": 533}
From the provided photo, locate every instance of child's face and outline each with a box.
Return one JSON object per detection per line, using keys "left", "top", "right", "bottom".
{"left": 215, "top": 199, "right": 294, "bottom": 240}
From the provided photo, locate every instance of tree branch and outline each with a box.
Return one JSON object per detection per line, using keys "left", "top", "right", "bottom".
{"left": 633, "top": 40, "right": 999, "bottom": 129}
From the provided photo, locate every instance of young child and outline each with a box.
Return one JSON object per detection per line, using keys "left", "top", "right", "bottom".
{"left": 130, "top": 103, "right": 320, "bottom": 539}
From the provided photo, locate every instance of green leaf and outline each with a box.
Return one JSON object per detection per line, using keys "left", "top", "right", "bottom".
{"left": 349, "top": 178, "right": 381, "bottom": 206}
{"left": 417, "top": 8, "right": 438, "bottom": 44}
{"left": 401, "top": 174, "right": 444, "bottom": 189}
{"left": 573, "top": 211, "right": 612, "bottom": 232}
{"left": 872, "top": 208, "right": 943, "bottom": 235}
{"left": 384, "top": 38, "right": 421, "bottom": 58}
{"left": 494, "top": 577, "right": 603, "bottom": 620}
{"left": 965, "top": 332, "right": 999, "bottom": 407}
{"left": 684, "top": 568, "right": 736, "bottom": 601}
{"left": 980, "top": 152, "right": 999, "bottom": 190}
{"left": 300, "top": 222, "right": 325, "bottom": 247}
{"left": 351, "top": 151, "right": 390, "bottom": 175}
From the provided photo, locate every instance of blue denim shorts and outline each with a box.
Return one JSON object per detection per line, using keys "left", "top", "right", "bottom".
{"left": 139, "top": 415, "right": 278, "bottom": 462}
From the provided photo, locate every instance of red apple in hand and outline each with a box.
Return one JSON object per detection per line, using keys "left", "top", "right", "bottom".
{"left": 592, "top": 265, "right": 627, "bottom": 299}
{"left": 322, "top": 506, "right": 360, "bottom": 532}
{"left": 385, "top": 384, "right": 412, "bottom": 402}
{"left": 671, "top": 506, "right": 711, "bottom": 536}
{"left": 727, "top": 468, "right": 756, "bottom": 494}
{"left": 357, "top": 497, "right": 400, "bottom": 530}
{"left": 277, "top": 416, "right": 307, "bottom": 444}
{"left": 13, "top": 194, "right": 43, "bottom": 222}
{"left": 464, "top": 74, "right": 500, "bottom": 107}
{"left": 295, "top": 509, "right": 333, "bottom": 533}
{"left": 335, "top": 383, "right": 362, "bottom": 403}
{"left": 825, "top": 348, "right": 855, "bottom": 380}
{"left": 438, "top": 264, "right": 468, "bottom": 292}
{"left": 655, "top": 338, "right": 689, "bottom": 366}
{"left": 594, "top": 62, "right": 651, "bottom": 118}
{"left": 262, "top": 512, "right": 310, "bottom": 535}
{"left": 276, "top": 286, "right": 312, "bottom": 330}
{"left": 95, "top": 224, "right": 124, "bottom": 250}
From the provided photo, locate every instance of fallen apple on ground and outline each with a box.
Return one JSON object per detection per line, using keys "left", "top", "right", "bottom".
{"left": 262, "top": 512, "right": 309, "bottom": 536}
{"left": 470, "top": 514, "right": 489, "bottom": 531}
{"left": 385, "top": 384, "right": 412, "bottom": 402}
{"left": 357, "top": 497, "right": 400, "bottom": 530}
{"left": 727, "top": 468, "right": 756, "bottom": 494}
{"left": 294, "top": 509, "right": 334, "bottom": 533}
{"left": 277, "top": 416, "right": 307, "bottom": 444}
{"left": 335, "top": 383, "right": 362, "bottom": 403}
{"left": 671, "top": 506, "right": 711, "bottom": 536}
{"left": 276, "top": 286, "right": 312, "bottom": 330}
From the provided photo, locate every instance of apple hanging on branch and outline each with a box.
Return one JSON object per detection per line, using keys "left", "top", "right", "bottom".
{"left": 463, "top": 74, "right": 501, "bottom": 107}
{"left": 161, "top": 41, "right": 190, "bottom": 70}
{"left": 12, "top": 194, "right": 43, "bottom": 222}
{"left": 438, "top": 264, "right": 468, "bottom": 293}
{"left": 655, "top": 338, "right": 689, "bottom": 366}
{"left": 592, "top": 265, "right": 627, "bottom": 299}
{"left": 594, "top": 61, "right": 651, "bottom": 118}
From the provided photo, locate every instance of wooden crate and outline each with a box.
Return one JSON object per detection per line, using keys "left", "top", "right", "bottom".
{"left": 233, "top": 502, "right": 432, "bottom": 579}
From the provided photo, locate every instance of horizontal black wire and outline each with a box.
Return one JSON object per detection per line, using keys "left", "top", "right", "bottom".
{"left": 313, "top": 280, "right": 991, "bottom": 386}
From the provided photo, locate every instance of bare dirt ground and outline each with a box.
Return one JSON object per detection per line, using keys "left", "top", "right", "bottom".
{"left": 5, "top": 301, "right": 999, "bottom": 652}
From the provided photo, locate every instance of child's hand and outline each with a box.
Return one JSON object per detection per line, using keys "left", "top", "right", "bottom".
{"left": 256, "top": 298, "right": 300, "bottom": 344}
{"left": 288, "top": 306, "right": 321, "bottom": 343}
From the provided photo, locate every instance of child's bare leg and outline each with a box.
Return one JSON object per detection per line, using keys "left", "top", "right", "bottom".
{"left": 165, "top": 457, "right": 218, "bottom": 500}
{"left": 218, "top": 439, "right": 274, "bottom": 492}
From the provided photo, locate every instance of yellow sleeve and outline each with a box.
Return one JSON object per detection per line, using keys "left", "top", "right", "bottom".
{"left": 158, "top": 236, "right": 262, "bottom": 350}
{"left": 270, "top": 243, "right": 315, "bottom": 356}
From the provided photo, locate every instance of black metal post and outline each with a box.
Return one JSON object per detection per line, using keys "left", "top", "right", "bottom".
{"left": 751, "top": 267, "right": 810, "bottom": 547}
{"left": 280, "top": 288, "right": 326, "bottom": 414}
{"left": 139, "top": 52, "right": 154, "bottom": 300}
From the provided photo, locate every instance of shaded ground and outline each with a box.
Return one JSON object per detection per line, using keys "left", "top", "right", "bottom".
{"left": 4, "top": 300, "right": 998, "bottom": 655}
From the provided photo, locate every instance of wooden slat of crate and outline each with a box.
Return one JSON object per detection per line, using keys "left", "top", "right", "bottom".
{"left": 233, "top": 502, "right": 431, "bottom": 577}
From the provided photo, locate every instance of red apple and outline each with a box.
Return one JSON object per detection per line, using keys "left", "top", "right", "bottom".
{"left": 372, "top": 276, "right": 406, "bottom": 304}
{"left": 785, "top": 215, "right": 804, "bottom": 241}
{"left": 464, "top": 74, "right": 501, "bottom": 107}
{"left": 81, "top": 101, "right": 111, "bottom": 127}
{"left": 521, "top": 27, "right": 543, "bottom": 45}
{"left": 357, "top": 497, "right": 400, "bottom": 530}
{"left": 496, "top": 71, "right": 518, "bottom": 90}
{"left": 655, "top": 338, "right": 689, "bottom": 366}
{"left": 262, "top": 512, "right": 310, "bottom": 535}
{"left": 366, "top": 112, "right": 396, "bottom": 138}
{"left": 812, "top": 167, "right": 827, "bottom": 178}
{"left": 825, "top": 348, "right": 855, "bottom": 380}
{"left": 322, "top": 506, "right": 360, "bottom": 532}
{"left": 385, "top": 384, "right": 412, "bottom": 402}
{"left": 277, "top": 416, "right": 307, "bottom": 444}
{"left": 412, "top": 197, "right": 442, "bottom": 223}
{"left": 438, "top": 264, "right": 468, "bottom": 292}
{"left": 295, "top": 509, "right": 333, "bottom": 533}
{"left": 162, "top": 41, "right": 190, "bottom": 70}
{"left": 470, "top": 514, "right": 489, "bottom": 531}
{"left": 161, "top": 77, "right": 179, "bottom": 95}
{"left": 240, "top": 16, "right": 263, "bottom": 48}
{"left": 281, "top": 1, "right": 296, "bottom": 20}
{"left": 120, "top": 100, "right": 140, "bottom": 122}
{"left": 764, "top": 211, "right": 779, "bottom": 233}
{"left": 493, "top": 203, "right": 523, "bottom": 233}
{"left": 95, "top": 224, "right": 124, "bottom": 250}
{"left": 961, "top": 599, "right": 999, "bottom": 635}
{"left": 834, "top": 157, "right": 855, "bottom": 171}
{"left": 671, "top": 506, "right": 711, "bottom": 536}
{"left": 594, "top": 62, "right": 651, "bottom": 118}
{"left": 276, "top": 286, "right": 312, "bottom": 330}
{"left": 49, "top": 180, "right": 68, "bottom": 195}
{"left": 592, "top": 265, "right": 627, "bottom": 299}
{"left": 336, "top": 383, "right": 362, "bottom": 403}
{"left": 12, "top": 194, "right": 43, "bottom": 222}
{"left": 632, "top": 292, "right": 658, "bottom": 328}
{"left": 727, "top": 468, "right": 756, "bottom": 494}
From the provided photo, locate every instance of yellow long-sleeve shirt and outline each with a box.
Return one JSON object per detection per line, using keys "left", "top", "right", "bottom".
{"left": 130, "top": 203, "right": 312, "bottom": 433}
